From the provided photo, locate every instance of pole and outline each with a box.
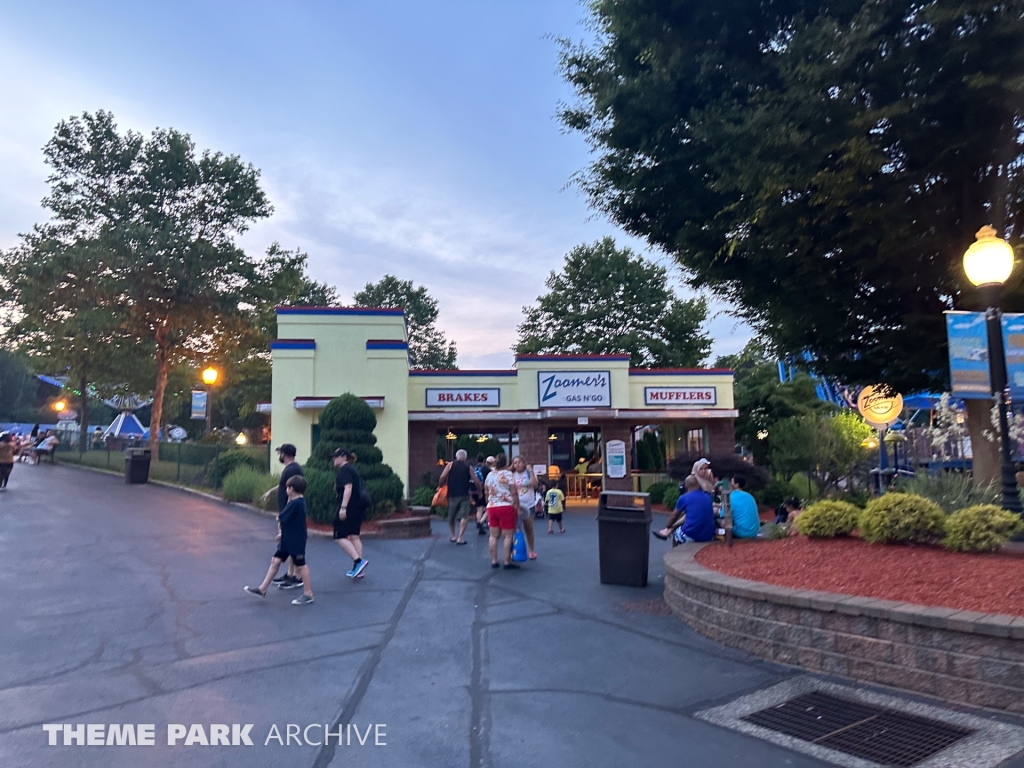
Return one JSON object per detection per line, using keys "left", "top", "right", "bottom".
{"left": 984, "top": 304, "right": 1023, "bottom": 514}
{"left": 205, "top": 385, "right": 213, "bottom": 436}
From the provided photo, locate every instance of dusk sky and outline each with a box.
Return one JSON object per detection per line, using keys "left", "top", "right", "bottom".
{"left": 0, "top": 1, "right": 750, "bottom": 368}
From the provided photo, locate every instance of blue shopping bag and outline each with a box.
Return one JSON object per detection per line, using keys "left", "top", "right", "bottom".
{"left": 512, "top": 528, "right": 528, "bottom": 562}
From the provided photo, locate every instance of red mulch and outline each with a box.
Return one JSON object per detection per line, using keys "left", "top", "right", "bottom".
{"left": 307, "top": 511, "right": 423, "bottom": 536}
{"left": 694, "top": 537, "right": 1024, "bottom": 617}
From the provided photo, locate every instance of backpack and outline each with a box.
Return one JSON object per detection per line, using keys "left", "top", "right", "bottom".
{"left": 357, "top": 471, "right": 373, "bottom": 510}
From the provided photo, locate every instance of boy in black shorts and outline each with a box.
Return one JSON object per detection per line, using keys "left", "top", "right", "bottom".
{"left": 245, "top": 475, "right": 315, "bottom": 606}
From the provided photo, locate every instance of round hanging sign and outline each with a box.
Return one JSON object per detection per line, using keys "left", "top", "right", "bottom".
{"left": 856, "top": 386, "right": 904, "bottom": 427}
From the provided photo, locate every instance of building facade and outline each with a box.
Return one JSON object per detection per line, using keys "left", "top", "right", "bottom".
{"left": 269, "top": 306, "right": 737, "bottom": 494}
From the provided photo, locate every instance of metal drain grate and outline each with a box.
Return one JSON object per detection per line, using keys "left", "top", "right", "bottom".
{"left": 743, "top": 691, "right": 975, "bottom": 767}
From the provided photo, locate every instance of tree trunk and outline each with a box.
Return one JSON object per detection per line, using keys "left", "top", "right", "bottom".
{"left": 149, "top": 333, "right": 169, "bottom": 462}
{"left": 79, "top": 374, "right": 89, "bottom": 453}
{"left": 966, "top": 398, "right": 999, "bottom": 487}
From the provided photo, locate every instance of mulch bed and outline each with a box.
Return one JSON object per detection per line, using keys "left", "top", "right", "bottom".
{"left": 694, "top": 536, "right": 1024, "bottom": 617}
{"left": 307, "top": 511, "right": 425, "bottom": 536}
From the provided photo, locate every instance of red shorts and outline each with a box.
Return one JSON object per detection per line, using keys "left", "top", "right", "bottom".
{"left": 487, "top": 505, "right": 517, "bottom": 531}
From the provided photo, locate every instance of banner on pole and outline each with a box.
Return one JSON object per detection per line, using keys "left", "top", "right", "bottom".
{"left": 190, "top": 391, "right": 208, "bottom": 420}
{"left": 944, "top": 311, "right": 991, "bottom": 399}
{"left": 1001, "top": 313, "right": 1024, "bottom": 402}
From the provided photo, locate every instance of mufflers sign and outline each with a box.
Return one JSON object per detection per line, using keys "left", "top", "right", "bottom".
{"left": 538, "top": 371, "right": 611, "bottom": 408}
{"left": 643, "top": 387, "right": 717, "bottom": 406}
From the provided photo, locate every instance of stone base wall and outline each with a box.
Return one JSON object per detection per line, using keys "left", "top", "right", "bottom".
{"left": 664, "top": 546, "right": 1024, "bottom": 713}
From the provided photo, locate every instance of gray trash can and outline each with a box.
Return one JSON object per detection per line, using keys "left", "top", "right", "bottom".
{"left": 124, "top": 448, "right": 152, "bottom": 484}
{"left": 597, "top": 491, "right": 652, "bottom": 587}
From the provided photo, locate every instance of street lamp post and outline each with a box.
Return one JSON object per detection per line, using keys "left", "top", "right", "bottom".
{"left": 963, "top": 225, "right": 1023, "bottom": 515}
{"left": 202, "top": 367, "right": 219, "bottom": 436}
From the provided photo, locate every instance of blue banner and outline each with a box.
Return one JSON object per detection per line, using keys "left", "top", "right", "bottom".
{"left": 945, "top": 311, "right": 991, "bottom": 399}
{"left": 190, "top": 391, "right": 208, "bottom": 420}
{"left": 1001, "top": 313, "right": 1024, "bottom": 402}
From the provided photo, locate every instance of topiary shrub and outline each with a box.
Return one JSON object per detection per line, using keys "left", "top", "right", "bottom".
{"left": 859, "top": 493, "right": 946, "bottom": 544}
{"left": 944, "top": 504, "right": 1024, "bottom": 553}
{"left": 208, "top": 449, "right": 264, "bottom": 487}
{"left": 662, "top": 484, "right": 681, "bottom": 511}
{"left": 646, "top": 481, "right": 673, "bottom": 505}
{"left": 793, "top": 500, "right": 861, "bottom": 538}
{"left": 222, "top": 467, "right": 277, "bottom": 503}
{"left": 303, "top": 468, "right": 339, "bottom": 525}
{"left": 307, "top": 393, "right": 404, "bottom": 518}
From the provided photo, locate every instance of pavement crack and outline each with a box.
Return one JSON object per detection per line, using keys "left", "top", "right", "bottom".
{"left": 313, "top": 537, "right": 437, "bottom": 768}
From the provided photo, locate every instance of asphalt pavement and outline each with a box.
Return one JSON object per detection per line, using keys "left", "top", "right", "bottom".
{"left": 0, "top": 463, "right": 1002, "bottom": 767}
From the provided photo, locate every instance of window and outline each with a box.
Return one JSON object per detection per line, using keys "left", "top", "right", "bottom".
{"left": 686, "top": 429, "right": 704, "bottom": 454}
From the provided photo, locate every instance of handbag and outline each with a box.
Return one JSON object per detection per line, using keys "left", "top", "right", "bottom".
{"left": 512, "top": 524, "right": 528, "bottom": 562}
{"left": 431, "top": 485, "right": 448, "bottom": 508}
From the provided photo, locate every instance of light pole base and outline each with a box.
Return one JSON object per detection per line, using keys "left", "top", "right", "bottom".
{"left": 1000, "top": 461, "right": 1023, "bottom": 516}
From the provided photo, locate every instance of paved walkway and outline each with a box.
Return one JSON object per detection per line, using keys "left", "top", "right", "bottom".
{"left": 0, "top": 465, "right": 1011, "bottom": 767}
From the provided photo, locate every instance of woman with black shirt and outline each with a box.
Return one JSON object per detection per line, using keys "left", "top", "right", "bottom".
{"left": 332, "top": 448, "right": 368, "bottom": 578}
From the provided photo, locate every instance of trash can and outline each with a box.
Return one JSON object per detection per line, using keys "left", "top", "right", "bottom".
{"left": 597, "top": 491, "right": 652, "bottom": 587}
{"left": 124, "top": 448, "right": 152, "bottom": 484}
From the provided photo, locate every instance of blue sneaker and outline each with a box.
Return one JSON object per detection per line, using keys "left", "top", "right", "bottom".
{"left": 351, "top": 559, "right": 368, "bottom": 578}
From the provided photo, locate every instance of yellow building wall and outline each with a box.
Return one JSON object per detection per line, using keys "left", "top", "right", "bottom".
{"left": 407, "top": 375, "right": 519, "bottom": 411}
{"left": 270, "top": 348, "right": 316, "bottom": 467}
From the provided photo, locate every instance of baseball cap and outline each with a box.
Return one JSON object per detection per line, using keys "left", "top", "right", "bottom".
{"left": 276, "top": 443, "right": 297, "bottom": 457}
{"left": 332, "top": 447, "right": 353, "bottom": 459}
{"left": 485, "top": 456, "right": 496, "bottom": 467}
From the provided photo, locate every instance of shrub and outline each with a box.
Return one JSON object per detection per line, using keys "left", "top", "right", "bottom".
{"left": 758, "top": 480, "right": 790, "bottom": 509}
{"left": 646, "top": 481, "right": 673, "bottom": 505}
{"left": 208, "top": 449, "right": 265, "bottom": 487}
{"left": 304, "top": 468, "right": 338, "bottom": 525}
{"left": 412, "top": 485, "right": 436, "bottom": 507}
{"left": 944, "top": 504, "right": 1024, "bottom": 553}
{"left": 859, "top": 493, "right": 946, "bottom": 544}
{"left": 307, "top": 393, "right": 405, "bottom": 513}
{"left": 222, "top": 467, "right": 277, "bottom": 504}
{"left": 826, "top": 489, "right": 870, "bottom": 509}
{"left": 899, "top": 472, "right": 998, "bottom": 514}
{"left": 763, "top": 522, "right": 790, "bottom": 540}
{"left": 662, "top": 484, "right": 681, "bottom": 511}
{"left": 793, "top": 500, "right": 860, "bottom": 538}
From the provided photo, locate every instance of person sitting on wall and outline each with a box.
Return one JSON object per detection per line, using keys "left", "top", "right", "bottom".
{"left": 774, "top": 496, "right": 802, "bottom": 525}
{"left": 653, "top": 475, "right": 715, "bottom": 543}
{"left": 32, "top": 431, "right": 60, "bottom": 464}
{"left": 723, "top": 474, "right": 760, "bottom": 539}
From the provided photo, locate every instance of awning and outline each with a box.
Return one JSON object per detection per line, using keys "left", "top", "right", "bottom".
{"left": 294, "top": 396, "right": 385, "bottom": 410}
{"left": 407, "top": 408, "right": 737, "bottom": 422}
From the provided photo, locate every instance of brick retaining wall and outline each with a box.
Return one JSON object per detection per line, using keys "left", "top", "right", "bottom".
{"left": 664, "top": 545, "right": 1024, "bottom": 713}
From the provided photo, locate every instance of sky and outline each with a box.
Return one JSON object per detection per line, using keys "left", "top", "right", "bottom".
{"left": 0, "top": 0, "right": 751, "bottom": 369}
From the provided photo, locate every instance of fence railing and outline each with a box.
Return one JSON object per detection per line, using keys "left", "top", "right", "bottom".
{"left": 54, "top": 440, "right": 271, "bottom": 490}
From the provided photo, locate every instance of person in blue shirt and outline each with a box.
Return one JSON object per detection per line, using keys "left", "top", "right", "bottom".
{"left": 653, "top": 475, "right": 716, "bottom": 543}
{"left": 725, "top": 474, "right": 761, "bottom": 539}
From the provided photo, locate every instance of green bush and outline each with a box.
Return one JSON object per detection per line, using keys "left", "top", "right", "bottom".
{"left": 222, "top": 467, "right": 277, "bottom": 504}
{"left": 826, "top": 489, "right": 870, "bottom": 509}
{"left": 944, "top": 504, "right": 1024, "bottom": 553}
{"left": 662, "top": 484, "right": 681, "bottom": 511}
{"left": 899, "top": 472, "right": 998, "bottom": 514}
{"left": 763, "top": 522, "right": 790, "bottom": 540}
{"left": 794, "top": 500, "right": 861, "bottom": 538}
{"left": 758, "top": 480, "right": 790, "bottom": 509}
{"left": 412, "top": 485, "right": 436, "bottom": 507}
{"left": 646, "top": 481, "right": 673, "bottom": 505}
{"left": 208, "top": 449, "right": 265, "bottom": 487}
{"left": 307, "top": 393, "right": 404, "bottom": 515}
{"left": 860, "top": 493, "right": 946, "bottom": 544}
{"left": 304, "top": 468, "right": 338, "bottom": 525}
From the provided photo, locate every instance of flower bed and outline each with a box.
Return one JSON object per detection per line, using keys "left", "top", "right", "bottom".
{"left": 695, "top": 537, "right": 1024, "bottom": 617}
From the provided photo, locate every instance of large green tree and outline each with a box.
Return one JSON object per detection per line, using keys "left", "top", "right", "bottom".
{"left": 6, "top": 111, "right": 272, "bottom": 455}
{"left": 353, "top": 275, "right": 457, "bottom": 369}
{"left": 516, "top": 237, "right": 710, "bottom": 367}
{"left": 558, "top": 1, "right": 1024, "bottom": 392}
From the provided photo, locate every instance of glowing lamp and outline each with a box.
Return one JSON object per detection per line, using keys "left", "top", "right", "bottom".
{"left": 235, "top": 433, "right": 247, "bottom": 445}
{"left": 53, "top": 400, "right": 67, "bottom": 413}
{"left": 963, "top": 225, "right": 1015, "bottom": 287}
{"left": 202, "top": 367, "right": 219, "bottom": 385}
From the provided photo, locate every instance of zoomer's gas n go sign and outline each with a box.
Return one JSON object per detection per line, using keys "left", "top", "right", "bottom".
{"left": 538, "top": 371, "right": 611, "bottom": 408}
{"left": 644, "top": 387, "right": 717, "bottom": 406}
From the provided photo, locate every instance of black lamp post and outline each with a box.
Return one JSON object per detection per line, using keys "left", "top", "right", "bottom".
{"left": 963, "top": 225, "right": 1022, "bottom": 515}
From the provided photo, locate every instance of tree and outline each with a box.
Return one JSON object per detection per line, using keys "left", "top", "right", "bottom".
{"left": 559, "top": 2, "right": 1024, "bottom": 482}
{"left": 16, "top": 111, "right": 272, "bottom": 456}
{"left": 353, "top": 276, "right": 457, "bottom": 369}
{"left": 717, "top": 340, "right": 833, "bottom": 462}
{"left": 516, "top": 237, "right": 710, "bottom": 367}
{"left": 307, "top": 394, "right": 405, "bottom": 518}
{"left": 0, "top": 236, "right": 144, "bottom": 448}
{"left": 769, "top": 412, "right": 872, "bottom": 491}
